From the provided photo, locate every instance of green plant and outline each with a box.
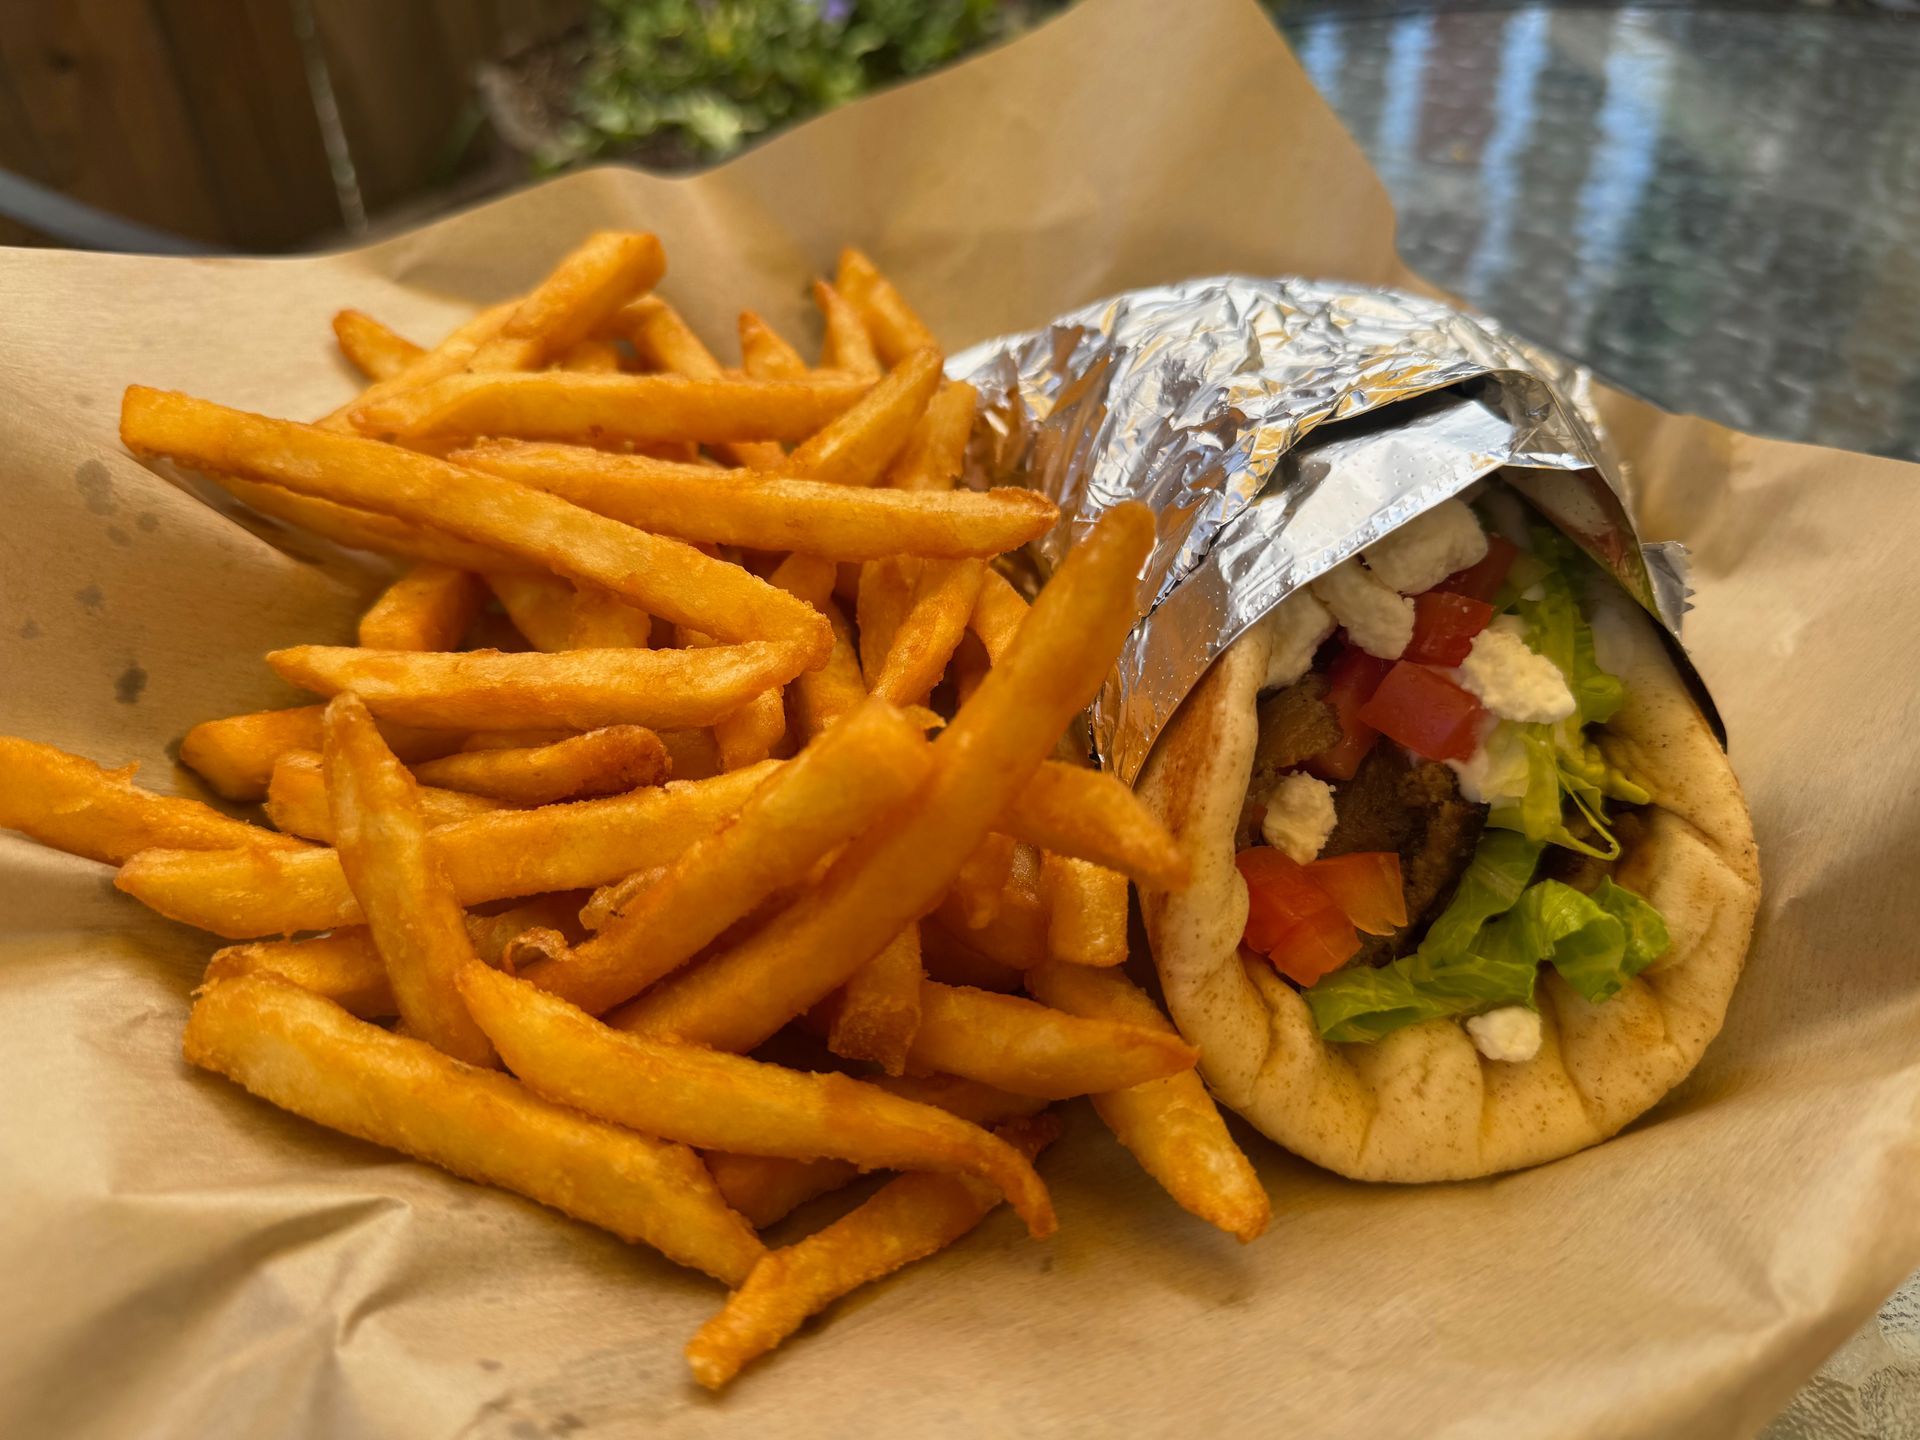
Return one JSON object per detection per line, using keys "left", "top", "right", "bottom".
{"left": 557, "top": 0, "right": 1059, "bottom": 167}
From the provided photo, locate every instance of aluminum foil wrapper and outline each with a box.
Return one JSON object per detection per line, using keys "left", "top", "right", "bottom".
{"left": 949, "top": 276, "right": 1719, "bottom": 783}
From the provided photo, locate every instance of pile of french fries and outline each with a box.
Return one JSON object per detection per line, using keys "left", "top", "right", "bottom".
{"left": 0, "top": 235, "right": 1271, "bottom": 1389}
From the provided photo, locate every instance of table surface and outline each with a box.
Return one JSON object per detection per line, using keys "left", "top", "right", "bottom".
{"left": 1271, "top": 7, "right": 1920, "bottom": 1432}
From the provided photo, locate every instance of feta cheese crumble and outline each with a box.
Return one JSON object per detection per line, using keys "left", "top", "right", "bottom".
{"left": 1310, "top": 559, "right": 1413, "bottom": 660}
{"left": 1445, "top": 721, "right": 1530, "bottom": 806}
{"left": 1466, "top": 1006, "right": 1543, "bottom": 1063}
{"left": 1456, "top": 623, "right": 1575, "bottom": 723}
{"left": 1261, "top": 589, "right": 1337, "bottom": 691}
{"left": 1260, "top": 772, "right": 1338, "bottom": 863}
{"left": 1361, "top": 498, "right": 1489, "bottom": 595}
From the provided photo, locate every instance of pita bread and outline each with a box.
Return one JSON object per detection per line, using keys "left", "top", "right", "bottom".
{"left": 1137, "top": 586, "right": 1760, "bottom": 1182}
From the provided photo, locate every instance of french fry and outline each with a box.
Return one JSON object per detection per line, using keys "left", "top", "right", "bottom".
{"left": 559, "top": 339, "right": 624, "bottom": 373}
{"left": 458, "top": 728, "right": 575, "bottom": 752}
{"left": 266, "top": 643, "right": 811, "bottom": 732}
{"left": 350, "top": 368, "right": 872, "bottom": 449}
{"left": 622, "top": 297, "right": 786, "bottom": 469}
{"left": 1039, "top": 852, "right": 1130, "bottom": 968}
{"left": 768, "top": 552, "right": 838, "bottom": 612}
{"left": 184, "top": 973, "right": 763, "bottom": 1285}
{"left": 446, "top": 441, "right": 1057, "bottom": 561}
{"left": 968, "top": 567, "right": 1030, "bottom": 663}
{"left": 456, "top": 963, "right": 1056, "bottom": 1237}
{"left": 1001, "top": 760, "right": 1189, "bottom": 891}
{"left": 202, "top": 894, "right": 589, "bottom": 1018}
{"left": 0, "top": 736, "right": 305, "bottom": 865}
{"left": 332, "top": 310, "right": 424, "bottom": 381}
{"left": 884, "top": 381, "right": 976, "bottom": 493}
{"left": 789, "top": 598, "right": 867, "bottom": 740}
{"left": 411, "top": 726, "right": 669, "bottom": 805}
{"left": 566, "top": 586, "right": 654, "bottom": 648}
{"left": 323, "top": 692, "right": 495, "bottom": 1065}
{"left": 357, "top": 563, "right": 486, "bottom": 651}
{"left": 919, "top": 926, "right": 1025, "bottom": 993}
{"left": 116, "top": 763, "right": 776, "bottom": 937}
{"left": 179, "top": 705, "right": 458, "bottom": 802}
{"left": 468, "top": 232, "right": 665, "bottom": 372}
{"left": 905, "top": 980, "right": 1196, "bottom": 1099}
{"left": 610, "top": 503, "right": 1153, "bottom": 1054}
{"left": 659, "top": 728, "right": 721, "bottom": 782}
{"left": 266, "top": 750, "right": 501, "bottom": 841}
{"left": 783, "top": 349, "right": 943, "bottom": 487}
{"left": 824, "top": 923, "right": 924, "bottom": 1075}
{"left": 514, "top": 698, "right": 930, "bottom": 1016}
{"left": 686, "top": 1113, "right": 1060, "bottom": 1390}
{"left": 811, "top": 278, "right": 881, "bottom": 380}
{"left": 739, "top": 311, "right": 808, "bottom": 379}
{"left": 1025, "top": 962, "right": 1269, "bottom": 1242}
{"left": 325, "top": 299, "right": 519, "bottom": 420}
{"left": 672, "top": 625, "right": 787, "bottom": 770}
{"left": 947, "top": 831, "right": 1017, "bottom": 929}
{"left": 706, "top": 1074, "right": 1044, "bottom": 1228}
{"left": 121, "top": 389, "right": 830, "bottom": 656}
{"left": 870, "top": 558, "right": 985, "bottom": 705}
{"left": 488, "top": 572, "right": 579, "bottom": 651}
{"left": 856, "top": 559, "right": 915, "bottom": 688}
{"left": 931, "top": 853, "right": 1050, "bottom": 969}
{"left": 835, "top": 248, "right": 938, "bottom": 367}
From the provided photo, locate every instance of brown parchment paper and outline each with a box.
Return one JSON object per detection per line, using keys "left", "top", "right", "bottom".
{"left": 2, "top": 1, "right": 1916, "bottom": 1435}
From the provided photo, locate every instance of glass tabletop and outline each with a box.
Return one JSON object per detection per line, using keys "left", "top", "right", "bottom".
{"left": 1276, "top": 4, "right": 1920, "bottom": 466}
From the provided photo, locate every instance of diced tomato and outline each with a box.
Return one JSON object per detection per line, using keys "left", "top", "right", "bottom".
{"left": 1302, "top": 645, "right": 1393, "bottom": 781}
{"left": 1404, "top": 591, "right": 1494, "bottom": 666}
{"left": 1356, "top": 662, "right": 1486, "bottom": 762}
{"left": 1235, "top": 847, "right": 1361, "bottom": 985}
{"left": 1305, "top": 852, "right": 1408, "bottom": 935}
{"left": 1434, "top": 534, "right": 1518, "bottom": 603}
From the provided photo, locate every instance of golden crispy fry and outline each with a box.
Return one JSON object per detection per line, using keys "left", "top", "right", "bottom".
{"left": 179, "top": 705, "right": 457, "bottom": 802}
{"left": 411, "top": 726, "right": 668, "bottom": 805}
{"left": 514, "top": 698, "right": 930, "bottom": 1015}
{"left": 184, "top": 973, "right": 762, "bottom": 1284}
{"left": 611, "top": 504, "right": 1154, "bottom": 1053}
{"left": 121, "top": 389, "right": 829, "bottom": 656}
{"left": 1002, "top": 759, "right": 1189, "bottom": 891}
{"left": 790, "top": 599, "right": 867, "bottom": 741}
{"left": 658, "top": 727, "right": 721, "bottom": 781}
{"left": 621, "top": 297, "right": 786, "bottom": 469}
{"left": 266, "top": 750, "right": 501, "bottom": 841}
{"left": 948, "top": 831, "right": 1017, "bottom": 929}
{"left": 566, "top": 585, "right": 654, "bottom": 648}
{"left": 323, "top": 693, "right": 495, "bottom": 1065}
{"left": 920, "top": 926, "right": 1025, "bottom": 992}
{"left": 457, "top": 964, "right": 1055, "bottom": 1237}
{"left": 686, "top": 1113, "right": 1059, "bottom": 1390}
{"left": 559, "top": 339, "right": 624, "bottom": 373}
{"left": 907, "top": 980, "right": 1196, "bottom": 1099}
{"left": 447, "top": 441, "right": 1056, "bottom": 561}
{"left": 871, "top": 558, "right": 986, "bottom": 705}
{"left": 739, "top": 311, "right": 808, "bottom": 379}
{"left": 487, "top": 572, "right": 579, "bottom": 652}
{"left": 116, "top": 763, "right": 775, "bottom": 937}
{"left": 0, "top": 736, "right": 305, "bottom": 865}
{"left": 769, "top": 552, "right": 839, "bottom": 612}
{"left": 706, "top": 1074, "right": 1044, "bottom": 1228}
{"left": 203, "top": 893, "right": 588, "bottom": 1018}
{"left": 1025, "top": 962, "right": 1269, "bottom": 1242}
{"left": 856, "top": 559, "right": 916, "bottom": 688}
{"left": 469, "top": 232, "right": 665, "bottom": 372}
{"left": 332, "top": 310, "right": 424, "bottom": 381}
{"left": 811, "top": 278, "right": 881, "bottom": 380}
{"left": 783, "top": 349, "right": 942, "bottom": 486}
{"left": 327, "top": 300, "right": 520, "bottom": 421}
{"left": 266, "top": 643, "right": 810, "bottom": 732}
{"left": 835, "top": 248, "right": 938, "bottom": 367}
{"left": 357, "top": 563, "right": 486, "bottom": 651}
{"left": 825, "top": 923, "right": 924, "bottom": 1075}
{"left": 1040, "top": 851, "right": 1129, "bottom": 967}
{"left": 968, "top": 567, "right": 1030, "bottom": 663}
{"left": 458, "top": 728, "right": 576, "bottom": 752}
{"left": 884, "top": 381, "right": 976, "bottom": 493}
{"left": 669, "top": 624, "right": 786, "bottom": 770}
{"left": 931, "top": 855, "right": 1050, "bottom": 970}
{"left": 351, "top": 368, "right": 870, "bottom": 449}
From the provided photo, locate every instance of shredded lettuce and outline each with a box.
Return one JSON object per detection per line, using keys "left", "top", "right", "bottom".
{"left": 1415, "top": 828, "right": 1542, "bottom": 962}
